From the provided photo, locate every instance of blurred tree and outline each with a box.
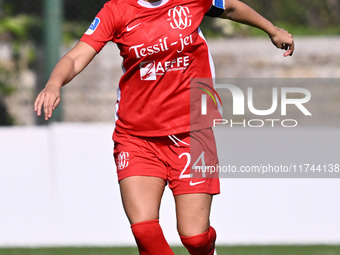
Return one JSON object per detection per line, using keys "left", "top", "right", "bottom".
{"left": 327, "top": 0, "right": 340, "bottom": 22}
{"left": 3, "top": 0, "right": 106, "bottom": 21}
{"left": 0, "top": 10, "right": 40, "bottom": 125}
{"left": 0, "top": 0, "right": 3, "bottom": 17}
{"left": 63, "top": 0, "right": 107, "bottom": 21}
{"left": 0, "top": 64, "right": 15, "bottom": 125}
{"left": 242, "top": 0, "right": 340, "bottom": 31}
{"left": 2, "top": 0, "right": 339, "bottom": 35}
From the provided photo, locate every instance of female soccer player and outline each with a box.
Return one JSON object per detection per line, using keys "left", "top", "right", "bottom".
{"left": 34, "top": 0, "right": 294, "bottom": 254}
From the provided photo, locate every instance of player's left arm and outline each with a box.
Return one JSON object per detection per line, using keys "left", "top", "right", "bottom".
{"left": 218, "top": 0, "right": 294, "bottom": 57}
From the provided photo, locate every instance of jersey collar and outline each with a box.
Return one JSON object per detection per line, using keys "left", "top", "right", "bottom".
{"left": 137, "top": 0, "right": 169, "bottom": 8}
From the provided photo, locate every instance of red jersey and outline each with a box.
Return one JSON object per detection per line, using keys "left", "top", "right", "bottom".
{"left": 81, "top": 0, "right": 217, "bottom": 137}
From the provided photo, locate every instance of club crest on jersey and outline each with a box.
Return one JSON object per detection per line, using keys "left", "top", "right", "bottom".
{"left": 85, "top": 17, "right": 100, "bottom": 35}
{"left": 167, "top": 6, "right": 192, "bottom": 30}
{"left": 117, "top": 151, "right": 130, "bottom": 170}
{"left": 140, "top": 61, "right": 156, "bottom": 80}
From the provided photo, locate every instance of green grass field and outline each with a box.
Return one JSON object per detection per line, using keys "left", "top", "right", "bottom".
{"left": 1, "top": 245, "right": 340, "bottom": 255}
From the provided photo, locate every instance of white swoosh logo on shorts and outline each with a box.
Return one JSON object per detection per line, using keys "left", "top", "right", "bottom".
{"left": 127, "top": 23, "right": 142, "bottom": 32}
{"left": 189, "top": 180, "right": 206, "bottom": 186}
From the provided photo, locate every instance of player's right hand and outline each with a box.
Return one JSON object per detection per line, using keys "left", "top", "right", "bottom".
{"left": 34, "top": 84, "right": 61, "bottom": 121}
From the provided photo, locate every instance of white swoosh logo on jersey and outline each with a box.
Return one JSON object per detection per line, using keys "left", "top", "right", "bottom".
{"left": 189, "top": 180, "right": 206, "bottom": 186}
{"left": 127, "top": 23, "right": 142, "bottom": 32}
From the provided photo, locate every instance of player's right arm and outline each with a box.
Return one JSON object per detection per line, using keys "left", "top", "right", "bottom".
{"left": 34, "top": 41, "right": 97, "bottom": 120}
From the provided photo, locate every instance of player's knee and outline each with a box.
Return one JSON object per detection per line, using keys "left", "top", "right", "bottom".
{"left": 177, "top": 217, "right": 210, "bottom": 238}
{"left": 180, "top": 226, "right": 216, "bottom": 255}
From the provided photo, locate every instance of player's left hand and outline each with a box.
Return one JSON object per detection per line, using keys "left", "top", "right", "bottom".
{"left": 270, "top": 27, "right": 295, "bottom": 57}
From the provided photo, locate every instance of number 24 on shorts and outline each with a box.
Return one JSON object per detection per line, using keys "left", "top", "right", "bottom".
{"left": 179, "top": 151, "right": 212, "bottom": 179}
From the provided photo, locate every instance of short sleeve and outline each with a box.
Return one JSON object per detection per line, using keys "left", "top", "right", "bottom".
{"left": 80, "top": 1, "right": 117, "bottom": 53}
{"left": 205, "top": 0, "right": 225, "bottom": 17}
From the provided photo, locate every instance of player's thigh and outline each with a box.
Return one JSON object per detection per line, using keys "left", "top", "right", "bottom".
{"left": 119, "top": 176, "right": 166, "bottom": 224}
{"left": 174, "top": 193, "right": 213, "bottom": 237}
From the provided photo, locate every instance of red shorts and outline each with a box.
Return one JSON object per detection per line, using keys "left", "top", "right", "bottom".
{"left": 113, "top": 128, "right": 220, "bottom": 196}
